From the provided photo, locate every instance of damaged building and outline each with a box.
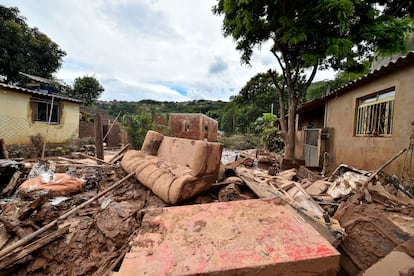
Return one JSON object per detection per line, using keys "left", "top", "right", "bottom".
{"left": 0, "top": 83, "right": 82, "bottom": 146}
{"left": 155, "top": 113, "right": 219, "bottom": 141}
{"left": 295, "top": 52, "right": 414, "bottom": 176}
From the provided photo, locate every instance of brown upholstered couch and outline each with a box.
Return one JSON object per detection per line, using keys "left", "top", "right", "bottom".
{"left": 120, "top": 130, "right": 223, "bottom": 204}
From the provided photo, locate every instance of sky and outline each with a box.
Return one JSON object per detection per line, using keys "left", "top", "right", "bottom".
{"left": 2, "top": 0, "right": 335, "bottom": 102}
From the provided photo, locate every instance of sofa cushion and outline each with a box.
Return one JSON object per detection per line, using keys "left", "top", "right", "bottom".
{"left": 141, "top": 130, "right": 164, "bottom": 155}
{"left": 157, "top": 136, "right": 208, "bottom": 177}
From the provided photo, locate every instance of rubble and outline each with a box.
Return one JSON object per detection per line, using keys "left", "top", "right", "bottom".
{"left": 0, "top": 139, "right": 412, "bottom": 275}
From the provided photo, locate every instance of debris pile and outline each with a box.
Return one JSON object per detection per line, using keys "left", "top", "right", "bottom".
{"left": 0, "top": 143, "right": 413, "bottom": 275}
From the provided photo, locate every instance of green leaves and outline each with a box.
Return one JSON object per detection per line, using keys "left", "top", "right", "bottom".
{"left": 278, "top": 16, "right": 307, "bottom": 44}
{"left": 122, "top": 112, "right": 154, "bottom": 149}
{"left": 326, "top": 38, "right": 353, "bottom": 58}
{"left": 320, "top": 0, "right": 355, "bottom": 32}
{"left": 0, "top": 5, "right": 65, "bottom": 83}
{"left": 213, "top": 0, "right": 412, "bottom": 75}
{"left": 63, "top": 75, "right": 104, "bottom": 106}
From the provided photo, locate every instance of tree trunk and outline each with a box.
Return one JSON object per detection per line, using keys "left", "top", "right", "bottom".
{"left": 285, "top": 96, "right": 298, "bottom": 160}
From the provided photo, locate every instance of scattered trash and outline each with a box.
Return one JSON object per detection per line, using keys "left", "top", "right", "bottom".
{"left": 0, "top": 137, "right": 412, "bottom": 275}
{"left": 18, "top": 173, "right": 85, "bottom": 198}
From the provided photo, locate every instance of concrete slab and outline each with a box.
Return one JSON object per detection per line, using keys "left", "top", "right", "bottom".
{"left": 117, "top": 199, "right": 340, "bottom": 275}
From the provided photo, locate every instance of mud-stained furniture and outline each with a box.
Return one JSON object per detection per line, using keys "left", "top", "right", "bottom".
{"left": 116, "top": 199, "right": 340, "bottom": 275}
{"left": 121, "top": 130, "right": 223, "bottom": 204}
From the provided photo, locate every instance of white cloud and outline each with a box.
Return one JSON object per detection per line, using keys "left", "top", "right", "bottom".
{"left": 2, "top": 0, "right": 335, "bottom": 102}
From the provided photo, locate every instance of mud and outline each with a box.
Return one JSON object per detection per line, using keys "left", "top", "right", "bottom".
{"left": 334, "top": 196, "right": 412, "bottom": 275}
{"left": 0, "top": 148, "right": 413, "bottom": 275}
{"left": 0, "top": 166, "right": 166, "bottom": 276}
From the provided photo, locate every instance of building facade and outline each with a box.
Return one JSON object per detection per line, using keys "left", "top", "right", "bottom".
{"left": 296, "top": 52, "right": 414, "bottom": 175}
{"left": 0, "top": 83, "right": 81, "bottom": 145}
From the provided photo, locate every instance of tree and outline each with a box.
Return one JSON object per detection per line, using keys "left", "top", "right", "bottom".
{"left": 65, "top": 75, "right": 104, "bottom": 106}
{"left": 213, "top": 0, "right": 412, "bottom": 159}
{"left": 0, "top": 6, "right": 65, "bottom": 83}
{"left": 122, "top": 111, "right": 154, "bottom": 149}
{"left": 235, "top": 72, "right": 281, "bottom": 115}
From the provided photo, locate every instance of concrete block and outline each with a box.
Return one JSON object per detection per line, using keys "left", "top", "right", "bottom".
{"left": 117, "top": 199, "right": 340, "bottom": 275}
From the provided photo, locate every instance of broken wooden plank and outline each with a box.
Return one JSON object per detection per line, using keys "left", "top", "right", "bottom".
{"left": 235, "top": 166, "right": 344, "bottom": 246}
{"left": 57, "top": 156, "right": 88, "bottom": 165}
{"left": 18, "top": 196, "right": 48, "bottom": 221}
{"left": 0, "top": 225, "right": 69, "bottom": 270}
{"left": 0, "top": 172, "right": 135, "bottom": 259}
{"left": 276, "top": 168, "right": 297, "bottom": 181}
{"left": 78, "top": 152, "right": 112, "bottom": 165}
{"left": 55, "top": 163, "right": 112, "bottom": 168}
{"left": 95, "top": 112, "right": 104, "bottom": 162}
{"left": 235, "top": 166, "right": 279, "bottom": 198}
{"left": 271, "top": 177, "right": 296, "bottom": 190}
{"left": 109, "top": 143, "right": 130, "bottom": 164}
{"left": 103, "top": 111, "right": 122, "bottom": 142}
{"left": 360, "top": 148, "right": 407, "bottom": 192}
{"left": 1, "top": 171, "right": 21, "bottom": 196}
{"left": 109, "top": 152, "right": 125, "bottom": 165}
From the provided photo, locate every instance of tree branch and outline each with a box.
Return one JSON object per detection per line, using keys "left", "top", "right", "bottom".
{"left": 271, "top": 47, "right": 289, "bottom": 86}
{"left": 280, "top": 50, "right": 293, "bottom": 89}
{"left": 292, "top": 61, "right": 301, "bottom": 85}
{"left": 305, "top": 61, "right": 319, "bottom": 90}
{"left": 268, "top": 69, "right": 287, "bottom": 137}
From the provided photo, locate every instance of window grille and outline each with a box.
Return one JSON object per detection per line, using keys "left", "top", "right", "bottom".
{"left": 31, "top": 97, "right": 60, "bottom": 124}
{"left": 355, "top": 89, "right": 394, "bottom": 136}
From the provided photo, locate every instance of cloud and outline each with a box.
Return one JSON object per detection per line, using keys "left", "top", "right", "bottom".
{"left": 208, "top": 56, "right": 228, "bottom": 74}
{"left": 99, "top": 77, "right": 189, "bottom": 102}
{"left": 2, "top": 0, "right": 335, "bottom": 103}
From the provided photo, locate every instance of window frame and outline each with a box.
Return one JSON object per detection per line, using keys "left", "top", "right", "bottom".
{"left": 355, "top": 88, "right": 395, "bottom": 137}
{"left": 31, "top": 97, "right": 61, "bottom": 124}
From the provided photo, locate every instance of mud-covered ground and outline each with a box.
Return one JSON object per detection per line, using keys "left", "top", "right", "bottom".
{"left": 0, "top": 149, "right": 413, "bottom": 275}
{"left": 0, "top": 165, "right": 168, "bottom": 275}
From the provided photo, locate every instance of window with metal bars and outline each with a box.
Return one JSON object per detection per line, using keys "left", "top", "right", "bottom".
{"left": 355, "top": 89, "right": 395, "bottom": 136}
{"left": 31, "top": 97, "right": 60, "bottom": 124}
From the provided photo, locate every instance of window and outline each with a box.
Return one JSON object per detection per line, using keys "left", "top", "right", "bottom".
{"left": 355, "top": 89, "right": 395, "bottom": 136}
{"left": 31, "top": 98, "right": 60, "bottom": 124}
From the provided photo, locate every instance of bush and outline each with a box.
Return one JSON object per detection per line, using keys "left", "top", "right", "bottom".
{"left": 252, "top": 113, "right": 283, "bottom": 152}
{"left": 217, "top": 134, "right": 261, "bottom": 150}
{"left": 122, "top": 112, "right": 154, "bottom": 149}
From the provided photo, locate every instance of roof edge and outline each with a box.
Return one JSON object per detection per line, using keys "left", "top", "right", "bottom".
{"left": 298, "top": 51, "right": 414, "bottom": 113}
{"left": 0, "top": 83, "right": 83, "bottom": 103}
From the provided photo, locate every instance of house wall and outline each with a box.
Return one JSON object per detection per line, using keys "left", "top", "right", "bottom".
{"left": 0, "top": 88, "right": 79, "bottom": 145}
{"left": 79, "top": 121, "right": 95, "bottom": 139}
{"left": 201, "top": 114, "right": 218, "bottom": 141}
{"left": 325, "top": 65, "right": 414, "bottom": 175}
{"left": 169, "top": 114, "right": 218, "bottom": 141}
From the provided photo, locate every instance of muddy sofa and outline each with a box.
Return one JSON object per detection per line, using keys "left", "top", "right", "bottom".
{"left": 120, "top": 130, "right": 223, "bottom": 204}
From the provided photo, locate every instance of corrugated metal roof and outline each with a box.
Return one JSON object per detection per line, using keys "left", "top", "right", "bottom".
{"left": 0, "top": 82, "right": 83, "bottom": 103}
{"left": 19, "top": 72, "right": 65, "bottom": 86}
{"left": 297, "top": 51, "right": 414, "bottom": 113}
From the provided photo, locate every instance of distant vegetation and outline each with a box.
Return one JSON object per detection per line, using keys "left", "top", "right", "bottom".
{"left": 94, "top": 70, "right": 367, "bottom": 150}
{"left": 94, "top": 99, "right": 228, "bottom": 121}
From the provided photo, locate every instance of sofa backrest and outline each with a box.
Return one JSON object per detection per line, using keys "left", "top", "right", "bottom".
{"left": 142, "top": 130, "right": 223, "bottom": 177}
{"left": 157, "top": 136, "right": 205, "bottom": 176}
